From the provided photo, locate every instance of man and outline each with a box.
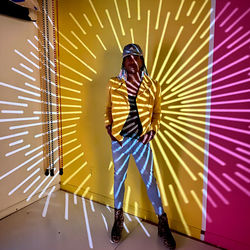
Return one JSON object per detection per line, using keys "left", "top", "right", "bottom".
{"left": 105, "top": 44, "right": 176, "bottom": 249}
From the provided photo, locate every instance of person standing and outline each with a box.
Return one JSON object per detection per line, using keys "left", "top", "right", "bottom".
{"left": 105, "top": 44, "right": 176, "bottom": 249}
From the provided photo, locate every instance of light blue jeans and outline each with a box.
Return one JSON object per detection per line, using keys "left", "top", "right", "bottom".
{"left": 111, "top": 136, "right": 164, "bottom": 215}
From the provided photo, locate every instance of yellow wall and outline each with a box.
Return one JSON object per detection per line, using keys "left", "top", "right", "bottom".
{"left": 58, "top": 0, "right": 211, "bottom": 238}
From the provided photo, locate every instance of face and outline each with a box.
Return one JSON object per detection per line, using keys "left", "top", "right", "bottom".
{"left": 123, "top": 55, "right": 143, "bottom": 74}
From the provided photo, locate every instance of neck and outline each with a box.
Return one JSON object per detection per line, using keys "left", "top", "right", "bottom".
{"left": 125, "top": 71, "right": 142, "bottom": 95}
{"left": 127, "top": 71, "right": 142, "bottom": 83}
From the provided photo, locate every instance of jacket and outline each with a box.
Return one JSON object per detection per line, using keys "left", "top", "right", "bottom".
{"left": 105, "top": 74, "right": 161, "bottom": 142}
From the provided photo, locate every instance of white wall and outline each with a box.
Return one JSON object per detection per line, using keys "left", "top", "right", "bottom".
{"left": 0, "top": 13, "right": 60, "bottom": 219}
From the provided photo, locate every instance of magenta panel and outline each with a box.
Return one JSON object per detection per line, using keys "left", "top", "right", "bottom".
{"left": 205, "top": 0, "right": 250, "bottom": 249}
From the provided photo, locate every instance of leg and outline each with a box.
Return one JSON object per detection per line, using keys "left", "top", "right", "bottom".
{"left": 132, "top": 142, "right": 164, "bottom": 215}
{"left": 112, "top": 141, "right": 130, "bottom": 209}
{"left": 132, "top": 141, "right": 176, "bottom": 249}
{"left": 111, "top": 139, "right": 130, "bottom": 243}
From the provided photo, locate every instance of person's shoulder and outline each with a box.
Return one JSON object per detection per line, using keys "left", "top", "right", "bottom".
{"left": 108, "top": 77, "right": 122, "bottom": 86}
{"left": 144, "top": 74, "right": 157, "bottom": 83}
{"left": 109, "top": 76, "right": 120, "bottom": 81}
{"left": 144, "top": 75, "right": 159, "bottom": 89}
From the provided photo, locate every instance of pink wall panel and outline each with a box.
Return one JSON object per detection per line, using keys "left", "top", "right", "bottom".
{"left": 205, "top": 0, "right": 250, "bottom": 249}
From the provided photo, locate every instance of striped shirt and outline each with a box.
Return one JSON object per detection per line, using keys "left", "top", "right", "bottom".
{"left": 120, "top": 95, "right": 143, "bottom": 138}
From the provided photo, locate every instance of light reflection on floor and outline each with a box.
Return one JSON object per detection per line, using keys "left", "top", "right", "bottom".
{"left": 0, "top": 190, "right": 220, "bottom": 250}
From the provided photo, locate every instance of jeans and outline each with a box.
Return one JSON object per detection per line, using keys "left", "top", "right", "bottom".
{"left": 111, "top": 136, "right": 164, "bottom": 215}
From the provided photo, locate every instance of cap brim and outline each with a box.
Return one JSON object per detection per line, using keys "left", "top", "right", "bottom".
{"left": 122, "top": 53, "right": 142, "bottom": 58}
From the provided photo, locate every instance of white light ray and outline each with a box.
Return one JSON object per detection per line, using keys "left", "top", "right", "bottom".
{"left": 0, "top": 100, "right": 27, "bottom": 107}
{"left": 57, "top": 30, "right": 77, "bottom": 49}
{"left": 151, "top": 12, "right": 170, "bottom": 77}
{"left": 69, "top": 12, "right": 86, "bottom": 35}
{"left": 27, "top": 157, "right": 44, "bottom": 171}
{"left": 220, "top": 7, "right": 238, "bottom": 28}
{"left": 126, "top": 0, "right": 131, "bottom": 19}
{"left": 105, "top": 9, "right": 122, "bottom": 53}
{"left": 5, "top": 144, "right": 30, "bottom": 157}
{"left": 1, "top": 110, "right": 24, "bottom": 114}
{"left": 39, "top": 171, "right": 59, "bottom": 198}
{"left": 186, "top": 1, "right": 195, "bottom": 16}
{"left": 137, "top": 0, "right": 141, "bottom": 20}
{"left": 175, "top": 0, "right": 185, "bottom": 21}
{"left": 135, "top": 216, "right": 150, "bottom": 237}
{"left": 71, "top": 31, "right": 96, "bottom": 58}
{"left": 123, "top": 222, "right": 129, "bottom": 233}
{"left": 225, "top": 8, "right": 250, "bottom": 33}
{"left": 125, "top": 213, "right": 132, "bottom": 221}
{"left": 74, "top": 193, "right": 78, "bottom": 204}
{"left": 30, "top": 51, "right": 40, "bottom": 61}
{"left": 25, "top": 82, "right": 41, "bottom": 91}
{"left": 106, "top": 205, "right": 111, "bottom": 212}
{"left": 83, "top": 13, "right": 92, "bottom": 26}
{"left": 9, "top": 139, "right": 23, "bottom": 146}
{"left": 235, "top": 171, "right": 250, "bottom": 184}
{"left": 90, "top": 199, "right": 95, "bottom": 212}
{"left": 145, "top": 10, "right": 150, "bottom": 67}
{"left": 101, "top": 213, "right": 108, "bottom": 231}
{"left": 24, "top": 176, "right": 40, "bottom": 193}
{"left": 82, "top": 197, "right": 93, "bottom": 249}
{"left": 0, "top": 131, "right": 28, "bottom": 141}
{"left": 26, "top": 174, "right": 50, "bottom": 202}
{"left": 114, "top": 0, "right": 125, "bottom": 35}
{"left": 227, "top": 31, "right": 250, "bottom": 49}
{"left": 96, "top": 34, "right": 107, "bottom": 50}
{"left": 223, "top": 173, "right": 250, "bottom": 196}
{"left": 236, "top": 147, "right": 250, "bottom": 156}
{"left": 27, "top": 39, "right": 39, "bottom": 51}
{"left": 191, "top": 190, "right": 212, "bottom": 223}
{"left": 65, "top": 192, "right": 69, "bottom": 220}
{"left": 236, "top": 163, "right": 250, "bottom": 174}
{"left": 8, "top": 168, "right": 40, "bottom": 196}
{"left": 155, "top": 0, "right": 162, "bottom": 30}
{"left": 34, "top": 124, "right": 76, "bottom": 138}
{"left": 0, "top": 116, "right": 39, "bottom": 123}
{"left": 192, "top": 0, "right": 208, "bottom": 24}
{"left": 17, "top": 96, "right": 43, "bottom": 103}
{"left": 14, "top": 49, "right": 39, "bottom": 69}
{"left": 42, "top": 186, "right": 56, "bottom": 217}
{"left": 89, "top": 0, "right": 104, "bottom": 28}
{"left": 11, "top": 67, "right": 36, "bottom": 82}
{"left": 20, "top": 63, "right": 33, "bottom": 73}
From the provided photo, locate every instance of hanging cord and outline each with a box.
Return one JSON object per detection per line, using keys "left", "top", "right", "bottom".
{"left": 42, "top": 0, "right": 51, "bottom": 176}
{"left": 52, "top": 0, "right": 63, "bottom": 175}
{"left": 45, "top": 0, "right": 55, "bottom": 176}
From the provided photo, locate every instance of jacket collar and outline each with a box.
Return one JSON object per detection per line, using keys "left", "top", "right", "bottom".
{"left": 113, "top": 74, "right": 152, "bottom": 98}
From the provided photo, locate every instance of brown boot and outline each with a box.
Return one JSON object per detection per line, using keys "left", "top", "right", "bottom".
{"left": 158, "top": 213, "right": 176, "bottom": 249}
{"left": 111, "top": 208, "right": 124, "bottom": 243}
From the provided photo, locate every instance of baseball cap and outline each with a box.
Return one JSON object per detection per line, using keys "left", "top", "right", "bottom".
{"left": 122, "top": 44, "right": 143, "bottom": 58}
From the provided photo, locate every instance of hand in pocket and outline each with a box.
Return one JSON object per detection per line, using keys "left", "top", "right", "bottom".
{"left": 106, "top": 125, "right": 123, "bottom": 146}
{"left": 138, "top": 130, "right": 156, "bottom": 144}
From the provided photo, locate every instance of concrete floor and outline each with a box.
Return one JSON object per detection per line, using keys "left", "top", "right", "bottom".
{"left": 0, "top": 190, "right": 221, "bottom": 250}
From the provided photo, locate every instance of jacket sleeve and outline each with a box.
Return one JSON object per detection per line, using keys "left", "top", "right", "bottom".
{"left": 150, "top": 81, "right": 161, "bottom": 133}
{"left": 104, "top": 79, "right": 113, "bottom": 127}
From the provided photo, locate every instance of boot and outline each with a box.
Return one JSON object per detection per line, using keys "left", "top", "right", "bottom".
{"left": 111, "top": 208, "right": 124, "bottom": 243}
{"left": 158, "top": 213, "right": 176, "bottom": 249}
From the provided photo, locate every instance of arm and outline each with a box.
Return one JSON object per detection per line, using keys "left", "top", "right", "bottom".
{"left": 104, "top": 80, "right": 122, "bottom": 146}
{"left": 139, "top": 80, "right": 161, "bottom": 144}
{"left": 104, "top": 80, "right": 113, "bottom": 127}
{"left": 150, "top": 80, "right": 161, "bottom": 134}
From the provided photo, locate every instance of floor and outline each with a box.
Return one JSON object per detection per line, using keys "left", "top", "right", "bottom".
{"left": 0, "top": 190, "right": 221, "bottom": 250}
